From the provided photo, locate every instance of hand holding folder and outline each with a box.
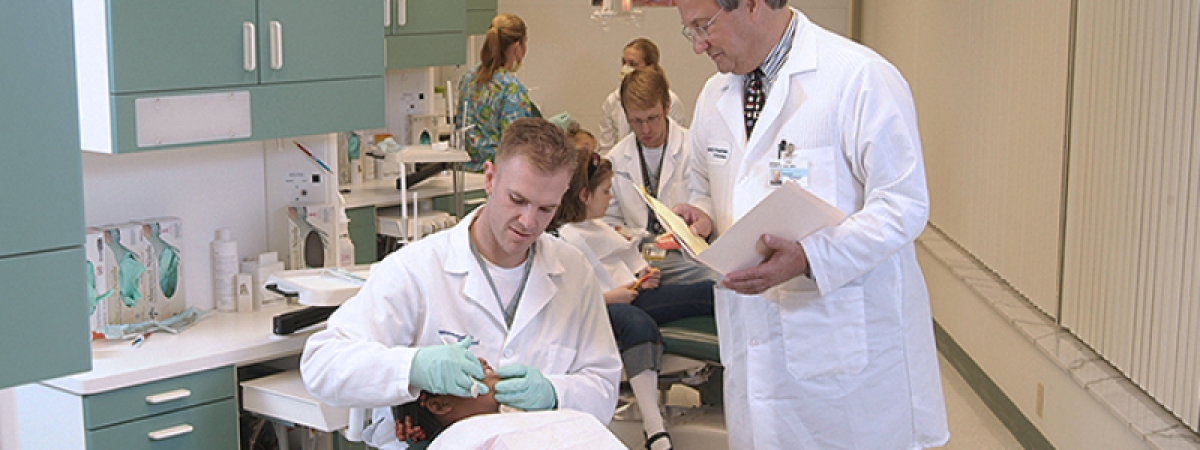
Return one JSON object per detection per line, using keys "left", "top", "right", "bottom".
{"left": 637, "top": 182, "right": 846, "bottom": 275}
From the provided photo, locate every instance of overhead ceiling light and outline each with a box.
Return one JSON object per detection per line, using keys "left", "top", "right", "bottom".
{"left": 591, "top": 0, "right": 644, "bottom": 30}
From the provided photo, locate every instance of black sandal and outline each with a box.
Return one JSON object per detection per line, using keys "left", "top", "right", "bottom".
{"left": 645, "top": 431, "right": 673, "bottom": 450}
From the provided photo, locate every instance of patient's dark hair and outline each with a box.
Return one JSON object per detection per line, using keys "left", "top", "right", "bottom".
{"left": 392, "top": 401, "right": 446, "bottom": 443}
{"left": 552, "top": 150, "right": 613, "bottom": 229}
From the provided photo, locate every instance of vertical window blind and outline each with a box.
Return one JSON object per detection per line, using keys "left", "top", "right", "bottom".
{"left": 1062, "top": 0, "right": 1200, "bottom": 431}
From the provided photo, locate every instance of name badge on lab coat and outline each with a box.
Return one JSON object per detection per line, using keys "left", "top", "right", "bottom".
{"left": 706, "top": 145, "right": 729, "bottom": 165}
{"left": 769, "top": 160, "right": 809, "bottom": 188}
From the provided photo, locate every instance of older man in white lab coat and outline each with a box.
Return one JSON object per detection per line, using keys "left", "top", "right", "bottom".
{"left": 301, "top": 118, "right": 622, "bottom": 449}
{"left": 673, "top": 0, "right": 950, "bottom": 449}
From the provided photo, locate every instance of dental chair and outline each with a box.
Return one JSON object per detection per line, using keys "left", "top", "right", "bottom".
{"left": 608, "top": 314, "right": 727, "bottom": 450}
{"left": 658, "top": 315, "right": 722, "bottom": 406}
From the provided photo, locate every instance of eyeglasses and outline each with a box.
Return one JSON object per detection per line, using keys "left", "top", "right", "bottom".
{"left": 681, "top": 8, "right": 724, "bottom": 42}
{"left": 627, "top": 114, "right": 663, "bottom": 128}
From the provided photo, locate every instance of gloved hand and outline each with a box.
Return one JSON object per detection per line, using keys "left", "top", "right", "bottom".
{"left": 409, "top": 336, "right": 489, "bottom": 397}
{"left": 492, "top": 363, "right": 557, "bottom": 411}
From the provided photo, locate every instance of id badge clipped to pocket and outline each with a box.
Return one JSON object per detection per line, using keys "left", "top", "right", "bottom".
{"left": 769, "top": 140, "right": 810, "bottom": 188}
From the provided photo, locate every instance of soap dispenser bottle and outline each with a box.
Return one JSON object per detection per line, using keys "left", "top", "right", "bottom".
{"left": 336, "top": 194, "right": 355, "bottom": 267}
{"left": 211, "top": 228, "right": 239, "bottom": 312}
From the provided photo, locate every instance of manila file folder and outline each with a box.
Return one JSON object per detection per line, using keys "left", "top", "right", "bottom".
{"left": 639, "top": 182, "right": 846, "bottom": 275}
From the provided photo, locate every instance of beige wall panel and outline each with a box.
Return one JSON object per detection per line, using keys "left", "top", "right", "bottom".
{"left": 859, "top": 0, "right": 1072, "bottom": 317}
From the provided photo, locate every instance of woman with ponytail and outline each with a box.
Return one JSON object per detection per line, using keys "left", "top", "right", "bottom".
{"left": 456, "top": 13, "right": 538, "bottom": 172}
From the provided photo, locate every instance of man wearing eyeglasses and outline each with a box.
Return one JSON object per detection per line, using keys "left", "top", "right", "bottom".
{"left": 604, "top": 67, "right": 719, "bottom": 287}
{"left": 672, "top": 0, "right": 950, "bottom": 449}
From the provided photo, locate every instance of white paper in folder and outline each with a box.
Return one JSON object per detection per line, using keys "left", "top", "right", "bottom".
{"left": 639, "top": 181, "right": 846, "bottom": 274}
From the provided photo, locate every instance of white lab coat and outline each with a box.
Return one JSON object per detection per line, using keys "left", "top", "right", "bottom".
{"left": 683, "top": 10, "right": 948, "bottom": 450}
{"left": 559, "top": 219, "right": 648, "bottom": 288}
{"left": 604, "top": 118, "right": 692, "bottom": 235}
{"left": 597, "top": 88, "right": 686, "bottom": 156}
{"left": 301, "top": 208, "right": 622, "bottom": 449}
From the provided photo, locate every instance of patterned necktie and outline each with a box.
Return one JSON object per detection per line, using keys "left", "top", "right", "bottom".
{"left": 744, "top": 69, "right": 765, "bottom": 136}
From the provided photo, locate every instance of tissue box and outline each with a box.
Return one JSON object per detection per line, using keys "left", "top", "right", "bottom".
{"left": 241, "top": 252, "right": 287, "bottom": 310}
{"left": 140, "top": 217, "right": 187, "bottom": 320}
{"left": 84, "top": 228, "right": 112, "bottom": 334}
{"left": 98, "top": 222, "right": 151, "bottom": 324}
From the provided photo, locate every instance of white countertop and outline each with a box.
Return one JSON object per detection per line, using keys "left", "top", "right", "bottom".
{"left": 342, "top": 172, "right": 485, "bottom": 209}
{"left": 41, "top": 305, "right": 318, "bottom": 395}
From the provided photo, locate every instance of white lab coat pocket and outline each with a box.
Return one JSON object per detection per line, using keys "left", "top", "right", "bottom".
{"left": 784, "top": 145, "right": 838, "bottom": 205}
{"left": 522, "top": 343, "right": 578, "bottom": 376}
{"left": 777, "top": 286, "right": 868, "bottom": 379}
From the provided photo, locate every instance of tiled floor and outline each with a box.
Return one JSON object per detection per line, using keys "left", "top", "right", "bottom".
{"left": 610, "top": 353, "right": 1024, "bottom": 450}
{"left": 933, "top": 353, "right": 1024, "bottom": 449}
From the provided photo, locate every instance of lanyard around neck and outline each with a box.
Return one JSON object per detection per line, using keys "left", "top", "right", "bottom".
{"left": 635, "top": 130, "right": 667, "bottom": 196}
{"left": 469, "top": 237, "right": 535, "bottom": 329}
{"left": 637, "top": 130, "right": 667, "bottom": 235}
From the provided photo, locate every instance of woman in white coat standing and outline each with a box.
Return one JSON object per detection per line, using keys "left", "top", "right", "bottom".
{"left": 597, "top": 38, "right": 687, "bottom": 156}
{"left": 672, "top": 0, "right": 949, "bottom": 449}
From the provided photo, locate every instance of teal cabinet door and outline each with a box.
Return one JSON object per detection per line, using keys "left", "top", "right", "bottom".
{"left": 258, "top": 0, "right": 384, "bottom": 84}
{"left": 389, "top": 0, "right": 465, "bottom": 35}
{"left": 87, "top": 399, "right": 239, "bottom": 450}
{"left": 0, "top": 249, "right": 91, "bottom": 389}
{"left": 79, "top": 0, "right": 386, "bottom": 153}
{"left": 107, "top": 0, "right": 257, "bottom": 94}
{"left": 1, "top": 0, "right": 85, "bottom": 257}
{"left": 466, "top": 0, "right": 498, "bottom": 35}
{"left": 0, "top": 0, "right": 91, "bottom": 390}
{"left": 385, "top": 33, "right": 467, "bottom": 70}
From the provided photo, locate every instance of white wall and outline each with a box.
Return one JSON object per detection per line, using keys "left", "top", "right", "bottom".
{"left": 497, "top": 0, "right": 850, "bottom": 135}
{"left": 79, "top": 142, "right": 272, "bottom": 311}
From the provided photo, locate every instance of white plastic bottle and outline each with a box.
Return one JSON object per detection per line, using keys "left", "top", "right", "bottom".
{"left": 210, "top": 228, "right": 239, "bottom": 312}
{"left": 336, "top": 202, "right": 355, "bottom": 268}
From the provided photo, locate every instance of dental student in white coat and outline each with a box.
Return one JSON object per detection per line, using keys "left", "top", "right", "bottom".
{"left": 672, "top": 0, "right": 950, "bottom": 449}
{"left": 301, "top": 118, "right": 622, "bottom": 449}
{"left": 605, "top": 67, "right": 718, "bottom": 286}
{"left": 597, "top": 38, "right": 687, "bottom": 156}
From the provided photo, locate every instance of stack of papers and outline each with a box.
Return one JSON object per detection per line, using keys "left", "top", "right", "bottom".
{"left": 638, "top": 182, "right": 846, "bottom": 274}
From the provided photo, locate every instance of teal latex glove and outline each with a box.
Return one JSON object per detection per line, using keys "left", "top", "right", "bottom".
{"left": 145, "top": 225, "right": 180, "bottom": 298}
{"left": 156, "top": 245, "right": 179, "bottom": 298}
{"left": 107, "top": 231, "right": 146, "bottom": 308}
{"left": 348, "top": 132, "right": 361, "bottom": 161}
{"left": 409, "top": 336, "right": 490, "bottom": 397}
{"left": 86, "top": 260, "right": 113, "bottom": 315}
{"left": 492, "top": 363, "right": 557, "bottom": 411}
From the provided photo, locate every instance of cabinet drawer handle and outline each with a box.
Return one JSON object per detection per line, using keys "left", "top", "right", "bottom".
{"left": 384, "top": 0, "right": 391, "bottom": 27}
{"left": 145, "top": 389, "right": 191, "bottom": 405}
{"left": 243, "top": 22, "right": 256, "bottom": 72}
{"left": 397, "top": 0, "right": 407, "bottom": 26}
{"left": 270, "top": 21, "right": 283, "bottom": 70}
{"left": 147, "top": 424, "right": 194, "bottom": 441}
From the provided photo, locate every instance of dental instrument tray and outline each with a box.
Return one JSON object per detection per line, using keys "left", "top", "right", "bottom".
{"left": 263, "top": 267, "right": 371, "bottom": 335}
{"left": 263, "top": 267, "right": 370, "bottom": 307}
